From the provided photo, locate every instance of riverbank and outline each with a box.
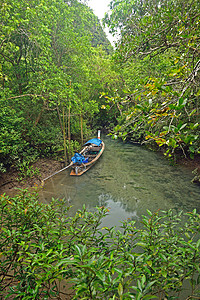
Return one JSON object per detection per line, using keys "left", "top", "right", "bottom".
{"left": 0, "top": 154, "right": 200, "bottom": 195}
{"left": 0, "top": 158, "right": 63, "bottom": 195}
{"left": 176, "top": 154, "right": 200, "bottom": 170}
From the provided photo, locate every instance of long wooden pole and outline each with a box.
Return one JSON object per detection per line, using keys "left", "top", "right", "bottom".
{"left": 41, "top": 162, "right": 73, "bottom": 186}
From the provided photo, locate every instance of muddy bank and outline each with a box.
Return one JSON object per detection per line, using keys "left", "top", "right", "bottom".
{"left": 177, "top": 155, "right": 200, "bottom": 184}
{"left": 176, "top": 154, "right": 200, "bottom": 169}
{"left": 0, "top": 154, "right": 200, "bottom": 196}
{"left": 0, "top": 158, "right": 64, "bottom": 195}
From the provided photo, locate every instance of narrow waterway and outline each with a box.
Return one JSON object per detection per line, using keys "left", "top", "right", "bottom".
{"left": 40, "top": 136, "right": 200, "bottom": 228}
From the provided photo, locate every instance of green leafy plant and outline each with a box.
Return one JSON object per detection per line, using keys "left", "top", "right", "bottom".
{"left": 104, "top": 0, "right": 200, "bottom": 160}
{"left": 17, "top": 161, "right": 40, "bottom": 181}
{"left": 0, "top": 189, "right": 200, "bottom": 299}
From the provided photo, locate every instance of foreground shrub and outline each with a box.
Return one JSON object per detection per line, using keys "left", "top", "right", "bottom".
{"left": 0, "top": 189, "right": 200, "bottom": 299}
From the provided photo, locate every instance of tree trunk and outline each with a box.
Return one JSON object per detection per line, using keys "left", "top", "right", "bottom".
{"left": 80, "top": 114, "right": 83, "bottom": 145}
{"left": 68, "top": 104, "right": 71, "bottom": 159}
{"left": 63, "top": 106, "right": 68, "bottom": 166}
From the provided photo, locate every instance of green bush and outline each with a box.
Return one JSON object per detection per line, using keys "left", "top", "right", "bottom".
{"left": 16, "top": 161, "right": 40, "bottom": 181}
{"left": 0, "top": 190, "right": 200, "bottom": 299}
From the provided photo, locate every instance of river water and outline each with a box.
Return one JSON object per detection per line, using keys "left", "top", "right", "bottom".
{"left": 40, "top": 136, "right": 200, "bottom": 228}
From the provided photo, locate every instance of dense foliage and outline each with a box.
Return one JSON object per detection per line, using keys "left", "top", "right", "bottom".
{"left": 0, "top": 189, "right": 200, "bottom": 299}
{"left": 0, "top": 0, "right": 116, "bottom": 171}
{"left": 104, "top": 0, "right": 200, "bottom": 159}
{"left": 1, "top": 0, "right": 199, "bottom": 175}
{"left": 1, "top": 2, "right": 199, "bottom": 299}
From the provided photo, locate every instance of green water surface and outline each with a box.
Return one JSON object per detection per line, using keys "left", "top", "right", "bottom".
{"left": 40, "top": 136, "right": 200, "bottom": 228}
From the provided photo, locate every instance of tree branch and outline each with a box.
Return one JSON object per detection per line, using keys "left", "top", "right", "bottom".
{"left": 7, "top": 94, "right": 44, "bottom": 100}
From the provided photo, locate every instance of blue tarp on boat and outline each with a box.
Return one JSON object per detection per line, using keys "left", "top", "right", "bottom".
{"left": 71, "top": 153, "right": 89, "bottom": 165}
{"left": 84, "top": 138, "right": 102, "bottom": 146}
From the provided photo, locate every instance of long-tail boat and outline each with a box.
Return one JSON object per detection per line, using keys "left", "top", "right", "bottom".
{"left": 70, "top": 137, "right": 105, "bottom": 176}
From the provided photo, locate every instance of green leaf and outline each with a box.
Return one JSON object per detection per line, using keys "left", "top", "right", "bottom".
{"left": 137, "top": 242, "right": 147, "bottom": 248}
{"left": 118, "top": 282, "right": 123, "bottom": 296}
{"left": 179, "top": 123, "right": 187, "bottom": 131}
{"left": 197, "top": 275, "right": 200, "bottom": 285}
{"left": 137, "top": 279, "right": 142, "bottom": 292}
{"left": 176, "top": 98, "right": 187, "bottom": 110}
{"left": 146, "top": 209, "right": 152, "bottom": 216}
{"left": 143, "top": 296, "right": 157, "bottom": 299}
{"left": 196, "top": 239, "right": 200, "bottom": 248}
{"left": 185, "top": 232, "right": 190, "bottom": 239}
{"left": 96, "top": 271, "right": 106, "bottom": 282}
{"left": 147, "top": 261, "right": 152, "bottom": 267}
{"left": 161, "top": 270, "right": 167, "bottom": 278}
{"left": 74, "top": 245, "right": 82, "bottom": 257}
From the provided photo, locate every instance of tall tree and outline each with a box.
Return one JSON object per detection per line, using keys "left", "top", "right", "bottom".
{"left": 104, "top": 0, "right": 200, "bottom": 158}
{"left": 0, "top": 0, "right": 113, "bottom": 170}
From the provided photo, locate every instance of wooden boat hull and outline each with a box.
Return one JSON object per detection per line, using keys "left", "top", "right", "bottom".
{"left": 70, "top": 140, "right": 105, "bottom": 176}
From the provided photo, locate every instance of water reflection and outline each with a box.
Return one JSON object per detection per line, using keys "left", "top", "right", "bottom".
{"left": 40, "top": 136, "right": 200, "bottom": 227}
